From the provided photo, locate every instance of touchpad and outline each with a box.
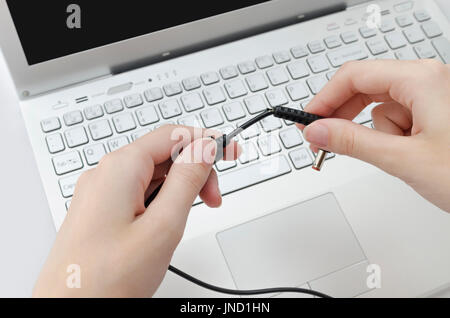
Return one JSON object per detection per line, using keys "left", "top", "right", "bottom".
{"left": 217, "top": 193, "right": 366, "bottom": 290}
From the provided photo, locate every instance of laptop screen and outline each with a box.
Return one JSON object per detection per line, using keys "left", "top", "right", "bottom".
{"left": 6, "top": 0, "right": 272, "bottom": 66}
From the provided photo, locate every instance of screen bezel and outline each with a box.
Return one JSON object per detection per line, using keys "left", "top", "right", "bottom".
{"left": 0, "top": 0, "right": 353, "bottom": 99}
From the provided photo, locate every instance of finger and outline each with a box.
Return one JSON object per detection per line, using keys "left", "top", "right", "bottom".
{"left": 199, "top": 169, "right": 222, "bottom": 208}
{"left": 139, "top": 138, "right": 218, "bottom": 242}
{"left": 371, "top": 102, "right": 413, "bottom": 136}
{"left": 303, "top": 118, "right": 412, "bottom": 178}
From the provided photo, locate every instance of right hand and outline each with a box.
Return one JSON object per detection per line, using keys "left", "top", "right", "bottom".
{"left": 298, "top": 59, "right": 450, "bottom": 212}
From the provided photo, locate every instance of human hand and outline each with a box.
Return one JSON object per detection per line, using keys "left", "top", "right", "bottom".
{"left": 33, "top": 125, "right": 240, "bottom": 297}
{"left": 299, "top": 59, "right": 450, "bottom": 212}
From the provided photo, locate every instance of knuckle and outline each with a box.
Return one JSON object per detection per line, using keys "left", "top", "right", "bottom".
{"left": 342, "top": 126, "right": 358, "bottom": 157}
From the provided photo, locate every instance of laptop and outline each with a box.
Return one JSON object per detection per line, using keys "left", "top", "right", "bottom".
{"left": 1, "top": 0, "right": 449, "bottom": 297}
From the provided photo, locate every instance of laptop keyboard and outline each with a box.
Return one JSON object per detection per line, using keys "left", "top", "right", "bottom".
{"left": 40, "top": 8, "right": 450, "bottom": 210}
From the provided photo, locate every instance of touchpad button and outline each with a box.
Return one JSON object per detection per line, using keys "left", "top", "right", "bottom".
{"left": 217, "top": 193, "right": 366, "bottom": 290}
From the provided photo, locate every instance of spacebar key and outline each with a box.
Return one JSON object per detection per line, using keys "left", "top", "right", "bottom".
{"left": 219, "top": 156, "right": 292, "bottom": 196}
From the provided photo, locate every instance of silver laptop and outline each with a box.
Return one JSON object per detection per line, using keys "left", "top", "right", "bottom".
{"left": 1, "top": 0, "right": 450, "bottom": 297}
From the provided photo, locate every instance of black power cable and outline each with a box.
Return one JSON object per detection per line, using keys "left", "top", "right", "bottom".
{"left": 147, "top": 107, "right": 333, "bottom": 299}
{"left": 168, "top": 265, "right": 332, "bottom": 298}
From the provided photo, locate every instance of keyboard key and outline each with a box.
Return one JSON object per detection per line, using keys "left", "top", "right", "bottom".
{"left": 324, "top": 35, "right": 342, "bottom": 49}
{"left": 224, "top": 80, "right": 248, "bottom": 99}
{"left": 244, "top": 95, "right": 267, "bottom": 114}
{"left": 395, "top": 15, "right": 413, "bottom": 27}
{"left": 403, "top": 25, "right": 425, "bottom": 44}
{"left": 414, "top": 9, "right": 431, "bottom": 22}
{"left": 307, "top": 55, "right": 330, "bottom": 74}
{"left": 144, "top": 87, "right": 164, "bottom": 102}
{"left": 289, "top": 148, "right": 313, "bottom": 169}
{"left": 104, "top": 99, "right": 124, "bottom": 114}
{"left": 46, "top": 133, "right": 65, "bottom": 154}
{"left": 132, "top": 129, "right": 151, "bottom": 141}
{"left": 287, "top": 61, "right": 310, "bottom": 79}
{"left": 136, "top": 105, "right": 160, "bottom": 126}
{"left": 385, "top": 32, "right": 407, "bottom": 49}
{"left": 223, "top": 102, "right": 246, "bottom": 121}
{"left": 421, "top": 21, "right": 442, "bottom": 39}
{"left": 260, "top": 117, "right": 282, "bottom": 133}
{"left": 366, "top": 38, "right": 389, "bottom": 55}
{"left": 354, "top": 104, "right": 376, "bottom": 125}
{"left": 359, "top": 26, "right": 377, "bottom": 39}
{"left": 108, "top": 136, "right": 129, "bottom": 152}
{"left": 159, "top": 99, "right": 183, "bottom": 119}
{"left": 84, "top": 144, "right": 107, "bottom": 166}
{"left": 326, "top": 70, "right": 337, "bottom": 80}
{"left": 273, "top": 51, "right": 291, "bottom": 64}
{"left": 65, "top": 127, "right": 89, "bottom": 148}
{"left": 84, "top": 105, "right": 104, "bottom": 120}
{"left": 414, "top": 42, "right": 436, "bottom": 59}
{"left": 124, "top": 93, "right": 144, "bottom": 108}
{"left": 267, "top": 67, "right": 289, "bottom": 86}
{"left": 395, "top": 47, "right": 418, "bottom": 60}
{"left": 308, "top": 40, "right": 326, "bottom": 54}
{"left": 380, "top": 19, "right": 396, "bottom": 33}
{"left": 220, "top": 66, "right": 239, "bottom": 80}
{"left": 203, "top": 86, "right": 226, "bottom": 105}
{"left": 286, "top": 82, "right": 309, "bottom": 101}
{"left": 255, "top": 55, "right": 274, "bottom": 69}
{"left": 307, "top": 75, "right": 328, "bottom": 95}
{"left": 238, "top": 120, "right": 260, "bottom": 139}
{"left": 178, "top": 115, "right": 202, "bottom": 128}
{"left": 219, "top": 156, "right": 291, "bottom": 195}
{"left": 258, "top": 135, "right": 281, "bottom": 156}
{"left": 59, "top": 173, "right": 82, "bottom": 198}
{"left": 182, "top": 77, "right": 201, "bottom": 91}
{"left": 326, "top": 44, "right": 368, "bottom": 67}
{"left": 181, "top": 92, "right": 205, "bottom": 112}
{"left": 201, "top": 71, "right": 220, "bottom": 85}
{"left": 238, "top": 61, "right": 257, "bottom": 74}
{"left": 280, "top": 127, "right": 304, "bottom": 149}
{"left": 341, "top": 31, "right": 359, "bottom": 44}
{"left": 394, "top": 1, "right": 414, "bottom": 13}
{"left": 41, "top": 117, "right": 61, "bottom": 133}
{"left": 266, "top": 89, "right": 289, "bottom": 107}
{"left": 291, "top": 45, "right": 309, "bottom": 59}
{"left": 63, "top": 111, "right": 83, "bottom": 126}
{"left": 239, "top": 142, "right": 259, "bottom": 164}
{"left": 216, "top": 160, "right": 237, "bottom": 172}
{"left": 163, "top": 82, "right": 183, "bottom": 97}
{"left": 246, "top": 73, "right": 269, "bottom": 92}
{"left": 432, "top": 37, "right": 450, "bottom": 64}
{"left": 112, "top": 113, "right": 137, "bottom": 133}
{"left": 201, "top": 109, "right": 224, "bottom": 128}
{"left": 301, "top": 99, "right": 312, "bottom": 110}
{"left": 53, "top": 151, "right": 83, "bottom": 175}
{"left": 376, "top": 52, "right": 395, "bottom": 60}
{"left": 89, "top": 120, "right": 113, "bottom": 141}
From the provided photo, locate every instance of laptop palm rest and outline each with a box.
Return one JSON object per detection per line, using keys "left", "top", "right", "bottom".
{"left": 217, "top": 193, "right": 367, "bottom": 292}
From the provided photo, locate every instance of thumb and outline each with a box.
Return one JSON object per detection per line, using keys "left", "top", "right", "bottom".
{"left": 303, "top": 119, "right": 412, "bottom": 177}
{"left": 142, "top": 138, "right": 217, "bottom": 241}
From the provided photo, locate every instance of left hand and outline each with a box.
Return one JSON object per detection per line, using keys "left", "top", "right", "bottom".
{"left": 33, "top": 125, "right": 240, "bottom": 297}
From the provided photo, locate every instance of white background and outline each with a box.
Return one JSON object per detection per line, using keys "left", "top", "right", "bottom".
{"left": 0, "top": 1, "right": 449, "bottom": 297}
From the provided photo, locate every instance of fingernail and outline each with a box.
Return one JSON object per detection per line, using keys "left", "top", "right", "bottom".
{"left": 304, "top": 123, "right": 329, "bottom": 147}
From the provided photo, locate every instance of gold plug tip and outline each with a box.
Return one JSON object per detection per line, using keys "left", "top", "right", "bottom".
{"left": 313, "top": 149, "right": 328, "bottom": 172}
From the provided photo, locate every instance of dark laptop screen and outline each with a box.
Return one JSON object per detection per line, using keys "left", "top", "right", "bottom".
{"left": 6, "top": 0, "right": 272, "bottom": 66}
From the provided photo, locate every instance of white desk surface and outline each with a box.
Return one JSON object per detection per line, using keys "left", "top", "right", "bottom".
{"left": 0, "top": 1, "right": 449, "bottom": 297}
